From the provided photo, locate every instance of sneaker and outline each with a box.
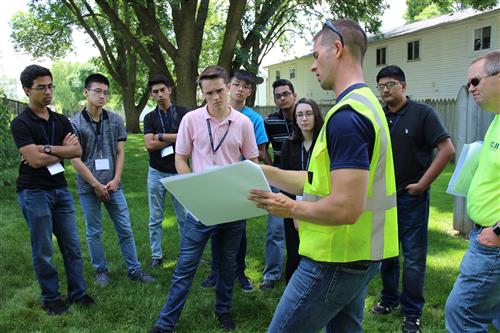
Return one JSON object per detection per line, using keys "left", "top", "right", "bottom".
{"left": 41, "top": 299, "right": 68, "bottom": 315}
{"left": 403, "top": 317, "right": 422, "bottom": 333}
{"left": 148, "top": 327, "right": 173, "bottom": 333}
{"left": 201, "top": 271, "right": 217, "bottom": 289}
{"left": 95, "top": 270, "right": 111, "bottom": 287}
{"left": 259, "top": 279, "right": 275, "bottom": 291}
{"left": 151, "top": 258, "right": 163, "bottom": 269}
{"left": 237, "top": 274, "right": 254, "bottom": 292}
{"left": 216, "top": 312, "right": 236, "bottom": 331}
{"left": 69, "top": 294, "right": 95, "bottom": 307}
{"left": 371, "top": 302, "right": 398, "bottom": 315}
{"left": 128, "top": 270, "right": 157, "bottom": 283}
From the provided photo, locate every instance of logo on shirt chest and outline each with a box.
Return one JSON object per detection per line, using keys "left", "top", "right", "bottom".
{"left": 489, "top": 140, "right": 499, "bottom": 152}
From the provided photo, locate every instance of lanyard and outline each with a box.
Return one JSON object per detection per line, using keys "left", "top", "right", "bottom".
{"left": 39, "top": 121, "right": 56, "bottom": 145}
{"left": 157, "top": 105, "right": 175, "bottom": 133}
{"left": 86, "top": 109, "right": 104, "bottom": 158}
{"left": 301, "top": 144, "right": 311, "bottom": 170}
{"left": 207, "top": 119, "right": 232, "bottom": 154}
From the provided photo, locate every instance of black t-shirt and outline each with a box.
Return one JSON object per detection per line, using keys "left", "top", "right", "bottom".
{"left": 384, "top": 98, "right": 449, "bottom": 192}
{"left": 280, "top": 138, "right": 313, "bottom": 199}
{"left": 10, "top": 107, "right": 74, "bottom": 191}
{"left": 264, "top": 110, "right": 293, "bottom": 166}
{"left": 143, "top": 104, "right": 189, "bottom": 173}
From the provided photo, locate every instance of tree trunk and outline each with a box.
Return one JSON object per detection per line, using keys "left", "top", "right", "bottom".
{"left": 122, "top": 86, "right": 140, "bottom": 133}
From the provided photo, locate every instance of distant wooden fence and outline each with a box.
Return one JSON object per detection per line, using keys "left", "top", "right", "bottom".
{"left": 255, "top": 86, "right": 494, "bottom": 235}
{"left": 1, "top": 98, "right": 27, "bottom": 119}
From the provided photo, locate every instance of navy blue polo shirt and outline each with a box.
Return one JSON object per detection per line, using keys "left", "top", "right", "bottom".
{"left": 384, "top": 98, "right": 449, "bottom": 192}
{"left": 10, "top": 107, "right": 74, "bottom": 191}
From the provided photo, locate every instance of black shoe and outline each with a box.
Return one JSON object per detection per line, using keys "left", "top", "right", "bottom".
{"left": 151, "top": 258, "right": 163, "bottom": 269}
{"left": 259, "top": 279, "right": 275, "bottom": 291}
{"left": 201, "top": 271, "right": 217, "bottom": 289}
{"left": 371, "top": 302, "right": 398, "bottom": 315}
{"left": 69, "top": 294, "right": 95, "bottom": 307}
{"left": 128, "top": 270, "right": 157, "bottom": 283}
{"left": 237, "top": 274, "right": 254, "bottom": 292}
{"left": 41, "top": 299, "right": 68, "bottom": 315}
{"left": 148, "top": 326, "right": 173, "bottom": 333}
{"left": 216, "top": 312, "right": 236, "bottom": 331}
{"left": 403, "top": 316, "right": 422, "bottom": 333}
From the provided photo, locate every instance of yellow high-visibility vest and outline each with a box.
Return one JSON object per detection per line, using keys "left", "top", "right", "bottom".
{"left": 299, "top": 87, "right": 399, "bottom": 262}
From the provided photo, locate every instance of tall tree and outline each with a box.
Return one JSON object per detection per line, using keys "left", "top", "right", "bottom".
{"left": 405, "top": 0, "right": 499, "bottom": 21}
{"left": 11, "top": 0, "right": 390, "bottom": 128}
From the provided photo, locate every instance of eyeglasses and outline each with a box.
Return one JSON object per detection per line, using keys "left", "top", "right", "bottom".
{"left": 231, "top": 82, "right": 252, "bottom": 90}
{"left": 296, "top": 111, "right": 314, "bottom": 119}
{"left": 376, "top": 81, "right": 400, "bottom": 91}
{"left": 467, "top": 72, "right": 498, "bottom": 89}
{"left": 274, "top": 91, "right": 293, "bottom": 99}
{"left": 323, "top": 20, "right": 344, "bottom": 46}
{"left": 88, "top": 88, "right": 111, "bottom": 97}
{"left": 31, "top": 84, "right": 55, "bottom": 92}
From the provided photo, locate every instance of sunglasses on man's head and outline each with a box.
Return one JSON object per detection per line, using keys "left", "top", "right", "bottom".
{"left": 467, "top": 72, "right": 498, "bottom": 89}
{"left": 323, "top": 20, "right": 344, "bottom": 47}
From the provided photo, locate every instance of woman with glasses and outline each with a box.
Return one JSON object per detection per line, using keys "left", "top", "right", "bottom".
{"left": 279, "top": 98, "right": 324, "bottom": 283}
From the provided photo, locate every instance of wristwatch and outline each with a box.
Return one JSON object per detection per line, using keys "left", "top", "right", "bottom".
{"left": 493, "top": 223, "right": 500, "bottom": 236}
{"left": 158, "top": 133, "right": 164, "bottom": 142}
{"left": 43, "top": 144, "right": 52, "bottom": 155}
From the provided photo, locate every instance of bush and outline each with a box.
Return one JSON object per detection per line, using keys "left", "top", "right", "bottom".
{"left": 0, "top": 98, "right": 19, "bottom": 185}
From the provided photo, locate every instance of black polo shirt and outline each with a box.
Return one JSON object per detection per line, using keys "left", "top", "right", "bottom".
{"left": 385, "top": 98, "right": 449, "bottom": 192}
{"left": 264, "top": 110, "right": 293, "bottom": 166}
{"left": 10, "top": 106, "right": 74, "bottom": 191}
{"left": 143, "top": 104, "right": 189, "bottom": 173}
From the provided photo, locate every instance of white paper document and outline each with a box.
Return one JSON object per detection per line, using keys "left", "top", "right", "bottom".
{"left": 160, "top": 160, "right": 271, "bottom": 226}
{"left": 447, "top": 141, "right": 483, "bottom": 197}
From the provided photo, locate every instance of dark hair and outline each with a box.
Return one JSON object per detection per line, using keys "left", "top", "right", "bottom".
{"left": 20, "top": 64, "right": 52, "bottom": 89}
{"left": 85, "top": 73, "right": 109, "bottom": 88}
{"left": 148, "top": 74, "right": 173, "bottom": 89}
{"left": 290, "top": 98, "right": 324, "bottom": 143}
{"left": 230, "top": 69, "right": 256, "bottom": 88}
{"left": 198, "top": 65, "right": 228, "bottom": 88}
{"left": 272, "top": 79, "right": 295, "bottom": 94}
{"left": 313, "top": 19, "right": 368, "bottom": 64}
{"left": 376, "top": 65, "right": 406, "bottom": 83}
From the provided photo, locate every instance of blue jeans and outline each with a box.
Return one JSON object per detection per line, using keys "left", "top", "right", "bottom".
{"left": 210, "top": 221, "right": 247, "bottom": 276}
{"left": 148, "top": 167, "right": 188, "bottom": 259}
{"left": 445, "top": 228, "right": 500, "bottom": 332}
{"left": 17, "top": 188, "right": 87, "bottom": 302}
{"left": 263, "top": 186, "right": 285, "bottom": 280}
{"left": 268, "top": 257, "right": 380, "bottom": 333}
{"left": 79, "top": 188, "right": 141, "bottom": 273}
{"left": 379, "top": 190, "right": 429, "bottom": 318}
{"left": 155, "top": 214, "right": 245, "bottom": 331}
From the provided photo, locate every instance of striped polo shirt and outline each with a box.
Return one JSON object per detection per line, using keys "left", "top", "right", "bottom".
{"left": 264, "top": 110, "right": 293, "bottom": 166}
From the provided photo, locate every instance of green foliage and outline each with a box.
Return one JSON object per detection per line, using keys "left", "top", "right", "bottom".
{"left": 9, "top": 2, "right": 74, "bottom": 59}
{"left": 405, "top": 0, "right": 499, "bottom": 22}
{"left": 0, "top": 98, "right": 19, "bottom": 185}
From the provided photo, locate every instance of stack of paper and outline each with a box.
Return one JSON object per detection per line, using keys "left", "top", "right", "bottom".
{"left": 447, "top": 141, "right": 483, "bottom": 197}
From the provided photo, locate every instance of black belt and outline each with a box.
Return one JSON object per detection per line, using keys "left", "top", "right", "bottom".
{"left": 474, "top": 223, "right": 486, "bottom": 230}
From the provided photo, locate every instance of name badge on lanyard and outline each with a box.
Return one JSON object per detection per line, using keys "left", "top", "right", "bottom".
{"left": 161, "top": 145, "right": 174, "bottom": 158}
{"left": 89, "top": 111, "right": 110, "bottom": 170}
{"left": 95, "top": 159, "right": 110, "bottom": 170}
{"left": 47, "top": 162, "right": 65, "bottom": 175}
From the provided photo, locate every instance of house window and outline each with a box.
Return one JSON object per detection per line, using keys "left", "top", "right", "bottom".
{"left": 289, "top": 67, "right": 296, "bottom": 79}
{"left": 474, "top": 26, "right": 491, "bottom": 51}
{"left": 376, "top": 47, "right": 387, "bottom": 66}
{"left": 276, "top": 70, "right": 280, "bottom": 81}
{"left": 407, "top": 40, "right": 420, "bottom": 61}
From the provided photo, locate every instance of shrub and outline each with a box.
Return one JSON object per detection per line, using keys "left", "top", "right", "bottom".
{"left": 0, "top": 98, "right": 19, "bottom": 185}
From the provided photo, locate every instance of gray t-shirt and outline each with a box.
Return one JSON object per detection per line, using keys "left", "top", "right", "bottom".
{"left": 71, "top": 109, "right": 127, "bottom": 194}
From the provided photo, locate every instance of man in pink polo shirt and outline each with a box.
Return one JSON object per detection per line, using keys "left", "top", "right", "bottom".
{"left": 149, "top": 66, "right": 259, "bottom": 333}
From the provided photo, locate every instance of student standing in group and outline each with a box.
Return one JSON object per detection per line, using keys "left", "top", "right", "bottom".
{"left": 279, "top": 97, "right": 324, "bottom": 283}
{"left": 371, "top": 65, "right": 454, "bottom": 333}
{"left": 148, "top": 66, "right": 258, "bottom": 333}
{"left": 71, "top": 73, "right": 156, "bottom": 287}
{"left": 201, "top": 69, "right": 268, "bottom": 292}
{"left": 261, "top": 79, "right": 297, "bottom": 290}
{"left": 143, "top": 74, "right": 189, "bottom": 268}
{"left": 11, "top": 64, "right": 94, "bottom": 315}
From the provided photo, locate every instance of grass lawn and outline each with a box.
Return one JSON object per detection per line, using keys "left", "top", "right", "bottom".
{"left": 0, "top": 134, "right": 487, "bottom": 332}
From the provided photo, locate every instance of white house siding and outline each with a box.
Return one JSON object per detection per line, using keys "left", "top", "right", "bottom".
{"left": 365, "top": 10, "right": 500, "bottom": 100}
{"left": 262, "top": 9, "right": 500, "bottom": 105}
